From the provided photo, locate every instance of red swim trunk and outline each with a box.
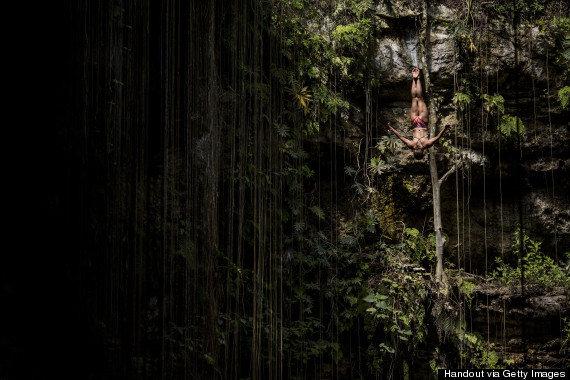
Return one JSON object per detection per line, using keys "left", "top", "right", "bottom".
{"left": 412, "top": 116, "right": 428, "bottom": 129}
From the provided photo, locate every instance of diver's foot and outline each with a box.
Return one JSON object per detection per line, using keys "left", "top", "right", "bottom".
{"left": 412, "top": 67, "right": 420, "bottom": 79}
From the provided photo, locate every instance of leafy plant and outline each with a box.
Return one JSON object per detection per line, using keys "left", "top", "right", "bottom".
{"left": 482, "top": 93, "right": 505, "bottom": 115}
{"left": 363, "top": 274, "right": 428, "bottom": 372}
{"left": 553, "top": 18, "right": 570, "bottom": 67}
{"left": 364, "top": 209, "right": 379, "bottom": 233}
{"left": 458, "top": 278, "right": 475, "bottom": 308}
{"left": 289, "top": 78, "right": 313, "bottom": 112}
{"left": 559, "top": 86, "right": 570, "bottom": 109}
{"left": 453, "top": 92, "right": 472, "bottom": 111}
{"left": 348, "top": 0, "right": 374, "bottom": 17}
{"left": 367, "top": 157, "right": 395, "bottom": 176}
{"left": 404, "top": 227, "right": 436, "bottom": 266}
{"left": 458, "top": 332, "right": 500, "bottom": 369}
{"left": 332, "top": 18, "right": 374, "bottom": 50}
{"left": 374, "top": 135, "right": 398, "bottom": 155}
{"left": 310, "top": 205, "right": 326, "bottom": 220}
{"left": 498, "top": 114, "right": 526, "bottom": 137}
{"left": 492, "top": 229, "right": 570, "bottom": 287}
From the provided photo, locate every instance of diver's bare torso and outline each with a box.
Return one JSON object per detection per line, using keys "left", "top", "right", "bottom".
{"left": 412, "top": 127, "right": 429, "bottom": 149}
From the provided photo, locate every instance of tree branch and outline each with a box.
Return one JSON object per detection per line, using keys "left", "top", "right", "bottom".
{"left": 438, "top": 160, "right": 463, "bottom": 186}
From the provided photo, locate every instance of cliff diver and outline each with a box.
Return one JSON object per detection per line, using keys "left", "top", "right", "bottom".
{"left": 386, "top": 67, "right": 451, "bottom": 159}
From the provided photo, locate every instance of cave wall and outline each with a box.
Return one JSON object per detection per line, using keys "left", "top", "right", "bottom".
{"left": 471, "top": 285, "right": 569, "bottom": 369}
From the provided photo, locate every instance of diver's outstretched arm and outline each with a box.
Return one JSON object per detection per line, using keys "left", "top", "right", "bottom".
{"left": 424, "top": 124, "right": 452, "bottom": 148}
{"left": 387, "top": 122, "right": 415, "bottom": 149}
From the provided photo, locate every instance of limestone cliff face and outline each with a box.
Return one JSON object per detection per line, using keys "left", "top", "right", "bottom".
{"left": 471, "top": 285, "right": 569, "bottom": 368}
{"left": 329, "top": 2, "right": 569, "bottom": 273}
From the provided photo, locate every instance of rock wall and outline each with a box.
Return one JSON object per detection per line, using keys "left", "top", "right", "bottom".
{"left": 470, "top": 285, "right": 569, "bottom": 368}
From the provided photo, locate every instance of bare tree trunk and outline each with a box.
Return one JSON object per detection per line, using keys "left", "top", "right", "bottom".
{"left": 419, "top": 0, "right": 447, "bottom": 283}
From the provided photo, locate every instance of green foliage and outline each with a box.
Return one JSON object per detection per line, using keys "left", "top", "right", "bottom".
{"left": 498, "top": 114, "right": 526, "bottom": 137}
{"left": 348, "top": 0, "right": 374, "bottom": 18}
{"left": 453, "top": 92, "right": 472, "bottom": 111}
{"left": 404, "top": 228, "right": 436, "bottom": 266}
{"left": 332, "top": 18, "right": 373, "bottom": 50}
{"left": 364, "top": 209, "right": 379, "bottom": 233}
{"left": 552, "top": 18, "right": 570, "bottom": 51}
{"left": 367, "top": 157, "right": 393, "bottom": 176}
{"left": 344, "top": 165, "right": 357, "bottom": 177}
{"left": 338, "top": 207, "right": 379, "bottom": 247}
{"left": 458, "top": 332, "right": 500, "bottom": 369}
{"left": 288, "top": 78, "right": 313, "bottom": 112}
{"left": 458, "top": 278, "right": 475, "bottom": 308}
{"left": 363, "top": 274, "right": 428, "bottom": 372}
{"left": 483, "top": 0, "right": 568, "bottom": 25}
{"left": 559, "top": 86, "right": 570, "bottom": 109}
{"left": 492, "top": 229, "right": 570, "bottom": 287}
{"left": 374, "top": 135, "right": 398, "bottom": 155}
{"left": 482, "top": 93, "right": 505, "bottom": 115}
{"left": 429, "top": 353, "right": 445, "bottom": 374}
{"left": 282, "top": 317, "right": 341, "bottom": 363}
{"left": 427, "top": 275, "right": 514, "bottom": 372}
{"left": 562, "top": 37, "right": 570, "bottom": 67}
{"left": 309, "top": 205, "right": 326, "bottom": 220}
{"left": 538, "top": 17, "right": 570, "bottom": 70}
{"left": 366, "top": 135, "right": 399, "bottom": 178}
{"left": 446, "top": 17, "right": 477, "bottom": 54}
{"left": 272, "top": 0, "right": 378, "bottom": 135}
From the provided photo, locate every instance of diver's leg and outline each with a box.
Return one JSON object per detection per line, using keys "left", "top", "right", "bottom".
{"left": 413, "top": 68, "right": 428, "bottom": 123}
{"left": 410, "top": 68, "right": 420, "bottom": 120}
{"left": 416, "top": 87, "right": 428, "bottom": 122}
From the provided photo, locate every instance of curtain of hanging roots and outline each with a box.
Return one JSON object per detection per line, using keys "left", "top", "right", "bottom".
{"left": 75, "top": 0, "right": 286, "bottom": 378}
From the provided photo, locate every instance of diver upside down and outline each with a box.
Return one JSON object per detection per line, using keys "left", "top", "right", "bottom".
{"left": 387, "top": 67, "right": 451, "bottom": 159}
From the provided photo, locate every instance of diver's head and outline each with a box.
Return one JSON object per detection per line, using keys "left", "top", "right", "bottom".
{"left": 413, "top": 148, "right": 425, "bottom": 160}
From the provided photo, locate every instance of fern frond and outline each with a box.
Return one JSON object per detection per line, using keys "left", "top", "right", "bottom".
{"left": 344, "top": 166, "right": 357, "bottom": 176}
{"left": 499, "top": 114, "right": 525, "bottom": 137}
{"left": 351, "top": 0, "right": 373, "bottom": 17}
{"left": 310, "top": 205, "right": 326, "bottom": 220}
{"left": 559, "top": 86, "right": 570, "bottom": 110}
